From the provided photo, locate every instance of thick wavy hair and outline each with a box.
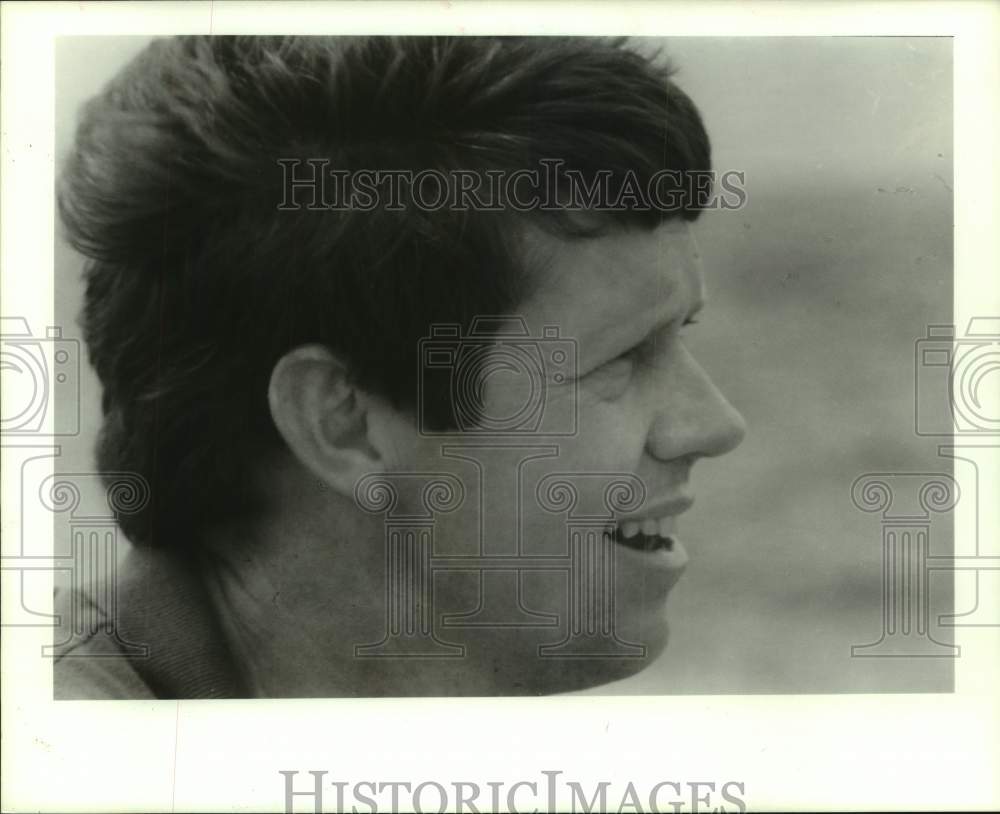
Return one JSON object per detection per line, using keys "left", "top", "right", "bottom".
{"left": 58, "top": 36, "right": 711, "bottom": 548}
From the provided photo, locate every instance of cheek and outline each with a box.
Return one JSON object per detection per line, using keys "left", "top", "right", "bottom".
{"left": 569, "top": 397, "right": 649, "bottom": 470}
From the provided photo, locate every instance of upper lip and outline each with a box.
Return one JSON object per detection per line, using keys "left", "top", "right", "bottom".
{"left": 616, "top": 494, "right": 694, "bottom": 523}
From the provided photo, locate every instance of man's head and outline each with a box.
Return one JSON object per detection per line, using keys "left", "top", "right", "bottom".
{"left": 60, "top": 36, "right": 744, "bottom": 694}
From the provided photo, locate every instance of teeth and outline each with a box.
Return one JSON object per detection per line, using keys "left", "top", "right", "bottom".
{"left": 613, "top": 516, "right": 680, "bottom": 551}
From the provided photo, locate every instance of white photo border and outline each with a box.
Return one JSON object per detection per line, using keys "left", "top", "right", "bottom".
{"left": 2, "top": 1, "right": 997, "bottom": 811}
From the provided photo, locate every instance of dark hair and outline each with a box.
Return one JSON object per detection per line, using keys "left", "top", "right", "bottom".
{"left": 58, "top": 36, "right": 711, "bottom": 548}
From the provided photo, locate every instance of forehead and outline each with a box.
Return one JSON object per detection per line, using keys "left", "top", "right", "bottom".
{"left": 517, "top": 220, "right": 705, "bottom": 367}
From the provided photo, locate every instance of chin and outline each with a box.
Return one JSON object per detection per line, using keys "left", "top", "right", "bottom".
{"left": 530, "top": 619, "right": 671, "bottom": 695}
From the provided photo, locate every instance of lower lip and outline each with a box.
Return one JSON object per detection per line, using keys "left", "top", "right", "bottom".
{"left": 613, "top": 535, "right": 689, "bottom": 573}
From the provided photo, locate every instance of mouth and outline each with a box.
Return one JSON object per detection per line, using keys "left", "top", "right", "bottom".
{"left": 605, "top": 516, "right": 678, "bottom": 553}
{"left": 603, "top": 497, "right": 694, "bottom": 557}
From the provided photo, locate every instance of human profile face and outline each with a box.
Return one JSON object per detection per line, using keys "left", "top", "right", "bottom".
{"left": 359, "top": 219, "right": 746, "bottom": 694}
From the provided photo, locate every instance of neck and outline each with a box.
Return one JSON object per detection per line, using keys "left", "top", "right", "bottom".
{"left": 196, "top": 462, "right": 609, "bottom": 697}
{"left": 199, "top": 494, "right": 514, "bottom": 697}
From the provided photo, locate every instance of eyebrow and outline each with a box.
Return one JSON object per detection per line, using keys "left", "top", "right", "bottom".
{"left": 570, "top": 248, "right": 707, "bottom": 374}
{"left": 606, "top": 294, "right": 706, "bottom": 360}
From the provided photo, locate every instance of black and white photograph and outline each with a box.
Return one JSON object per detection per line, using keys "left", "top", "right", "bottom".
{"left": 49, "top": 30, "right": 958, "bottom": 699}
{"left": 2, "top": 2, "right": 998, "bottom": 812}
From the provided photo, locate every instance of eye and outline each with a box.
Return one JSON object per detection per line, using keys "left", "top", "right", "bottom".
{"left": 582, "top": 349, "right": 636, "bottom": 399}
{"left": 601, "top": 349, "right": 638, "bottom": 373}
{"left": 582, "top": 312, "right": 700, "bottom": 398}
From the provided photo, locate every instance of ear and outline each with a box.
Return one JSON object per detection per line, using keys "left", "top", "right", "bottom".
{"left": 268, "top": 345, "right": 384, "bottom": 496}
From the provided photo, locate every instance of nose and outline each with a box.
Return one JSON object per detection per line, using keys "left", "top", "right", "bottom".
{"left": 644, "top": 349, "right": 746, "bottom": 463}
